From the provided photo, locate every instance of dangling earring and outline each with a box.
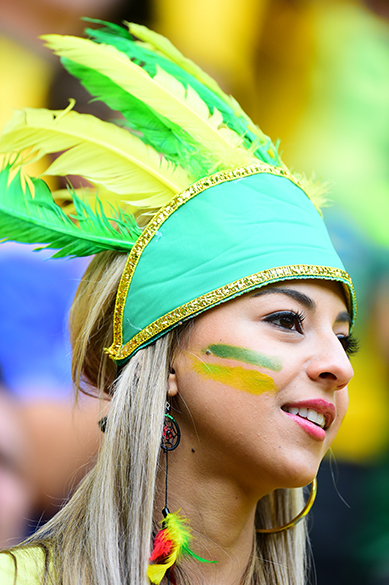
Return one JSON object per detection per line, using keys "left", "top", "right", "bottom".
{"left": 162, "top": 400, "right": 181, "bottom": 455}
{"left": 98, "top": 416, "right": 108, "bottom": 433}
{"left": 147, "top": 401, "right": 215, "bottom": 585}
{"left": 256, "top": 478, "right": 317, "bottom": 534}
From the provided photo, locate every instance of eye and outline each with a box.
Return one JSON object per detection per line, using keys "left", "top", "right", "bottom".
{"left": 337, "top": 334, "right": 360, "bottom": 357}
{"left": 263, "top": 310, "right": 305, "bottom": 334}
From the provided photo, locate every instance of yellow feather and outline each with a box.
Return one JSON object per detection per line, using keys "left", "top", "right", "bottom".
{"left": 128, "top": 22, "right": 272, "bottom": 148}
{"left": 127, "top": 22, "right": 235, "bottom": 108}
{"left": 0, "top": 106, "right": 191, "bottom": 208}
{"left": 41, "top": 35, "right": 257, "bottom": 169}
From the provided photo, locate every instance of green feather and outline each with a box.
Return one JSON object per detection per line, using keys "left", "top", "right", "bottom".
{"left": 60, "top": 58, "right": 212, "bottom": 179}
{"left": 83, "top": 20, "right": 281, "bottom": 166}
{"left": 82, "top": 17, "right": 131, "bottom": 39}
{"left": 0, "top": 165, "right": 141, "bottom": 258}
{"left": 41, "top": 35, "right": 257, "bottom": 172}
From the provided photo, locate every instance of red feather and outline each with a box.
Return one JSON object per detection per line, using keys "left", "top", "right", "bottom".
{"left": 149, "top": 529, "right": 174, "bottom": 563}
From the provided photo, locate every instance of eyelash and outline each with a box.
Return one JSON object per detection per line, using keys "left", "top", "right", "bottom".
{"left": 263, "top": 310, "right": 306, "bottom": 333}
{"left": 337, "top": 334, "right": 360, "bottom": 358}
{"left": 264, "top": 311, "right": 360, "bottom": 358}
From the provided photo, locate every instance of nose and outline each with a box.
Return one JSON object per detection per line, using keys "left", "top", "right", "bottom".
{"left": 306, "top": 335, "right": 354, "bottom": 391}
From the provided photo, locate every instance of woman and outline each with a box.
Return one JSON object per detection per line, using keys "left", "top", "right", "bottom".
{"left": 0, "top": 20, "right": 357, "bottom": 584}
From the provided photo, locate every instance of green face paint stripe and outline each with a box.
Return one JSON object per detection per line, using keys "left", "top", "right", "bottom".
{"left": 205, "top": 344, "right": 282, "bottom": 372}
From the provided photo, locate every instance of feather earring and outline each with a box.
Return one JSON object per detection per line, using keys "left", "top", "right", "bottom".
{"left": 147, "top": 402, "right": 215, "bottom": 585}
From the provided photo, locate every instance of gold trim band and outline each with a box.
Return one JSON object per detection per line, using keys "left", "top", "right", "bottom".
{"left": 107, "top": 163, "right": 312, "bottom": 360}
{"left": 107, "top": 264, "right": 354, "bottom": 361}
{"left": 256, "top": 478, "right": 317, "bottom": 534}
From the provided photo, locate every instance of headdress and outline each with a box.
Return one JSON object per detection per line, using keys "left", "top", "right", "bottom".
{"left": 0, "top": 19, "right": 356, "bottom": 363}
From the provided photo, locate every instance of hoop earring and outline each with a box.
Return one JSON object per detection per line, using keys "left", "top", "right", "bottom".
{"left": 256, "top": 478, "right": 317, "bottom": 534}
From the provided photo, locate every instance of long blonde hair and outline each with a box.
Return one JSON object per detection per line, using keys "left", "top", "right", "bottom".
{"left": 8, "top": 251, "right": 308, "bottom": 584}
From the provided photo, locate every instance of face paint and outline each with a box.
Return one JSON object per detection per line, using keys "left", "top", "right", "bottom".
{"left": 204, "top": 344, "right": 282, "bottom": 372}
{"left": 192, "top": 360, "right": 277, "bottom": 395}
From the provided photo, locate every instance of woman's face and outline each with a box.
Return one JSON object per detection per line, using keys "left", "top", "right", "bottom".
{"left": 169, "top": 279, "right": 354, "bottom": 497}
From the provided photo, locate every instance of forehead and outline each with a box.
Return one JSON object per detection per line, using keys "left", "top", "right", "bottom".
{"left": 254, "top": 279, "right": 348, "bottom": 305}
{"left": 196, "top": 279, "right": 349, "bottom": 324}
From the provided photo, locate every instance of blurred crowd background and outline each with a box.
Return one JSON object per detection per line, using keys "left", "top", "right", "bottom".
{"left": 0, "top": 0, "right": 388, "bottom": 583}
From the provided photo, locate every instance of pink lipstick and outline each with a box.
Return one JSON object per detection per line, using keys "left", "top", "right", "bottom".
{"left": 281, "top": 399, "right": 335, "bottom": 441}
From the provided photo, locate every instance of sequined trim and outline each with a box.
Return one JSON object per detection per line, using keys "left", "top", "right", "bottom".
{"left": 107, "top": 263, "right": 355, "bottom": 361}
{"left": 106, "top": 163, "right": 311, "bottom": 360}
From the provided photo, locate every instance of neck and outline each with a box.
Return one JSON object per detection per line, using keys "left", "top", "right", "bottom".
{"left": 154, "top": 452, "right": 260, "bottom": 585}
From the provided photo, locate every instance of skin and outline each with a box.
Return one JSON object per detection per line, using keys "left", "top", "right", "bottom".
{"left": 159, "top": 279, "right": 354, "bottom": 585}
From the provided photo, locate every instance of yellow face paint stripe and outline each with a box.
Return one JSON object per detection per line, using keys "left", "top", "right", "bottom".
{"left": 193, "top": 360, "right": 277, "bottom": 395}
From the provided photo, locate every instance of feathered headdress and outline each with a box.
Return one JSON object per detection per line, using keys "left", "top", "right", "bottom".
{"left": 0, "top": 19, "right": 356, "bottom": 362}
{"left": 0, "top": 19, "right": 277, "bottom": 253}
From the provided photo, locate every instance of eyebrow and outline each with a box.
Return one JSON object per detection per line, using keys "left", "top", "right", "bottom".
{"left": 252, "top": 288, "right": 316, "bottom": 310}
{"left": 253, "top": 289, "right": 352, "bottom": 324}
{"left": 335, "top": 311, "right": 352, "bottom": 324}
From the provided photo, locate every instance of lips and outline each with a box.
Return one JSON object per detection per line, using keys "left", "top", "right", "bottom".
{"left": 281, "top": 399, "right": 335, "bottom": 431}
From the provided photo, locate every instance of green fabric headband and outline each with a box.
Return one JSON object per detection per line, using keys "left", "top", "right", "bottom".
{"left": 106, "top": 164, "right": 356, "bottom": 364}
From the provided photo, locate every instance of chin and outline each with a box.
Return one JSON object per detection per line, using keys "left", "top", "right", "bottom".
{"left": 281, "top": 474, "right": 316, "bottom": 490}
{"left": 279, "top": 463, "right": 320, "bottom": 490}
{"left": 268, "top": 452, "right": 322, "bottom": 491}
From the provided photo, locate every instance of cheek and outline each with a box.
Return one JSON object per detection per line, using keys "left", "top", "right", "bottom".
{"left": 328, "top": 388, "right": 349, "bottom": 444}
{"left": 336, "top": 388, "right": 349, "bottom": 424}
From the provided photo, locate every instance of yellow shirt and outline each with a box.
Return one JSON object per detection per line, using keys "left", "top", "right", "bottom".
{"left": 0, "top": 548, "right": 46, "bottom": 585}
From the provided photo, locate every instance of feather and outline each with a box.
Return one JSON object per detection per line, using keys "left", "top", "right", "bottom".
{"left": 147, "top": 511, "right": 215, "bottom": 585}
{"left": 128, "top": 22, "right": 234, "bottom": 109}
{"left": 84, "top": 23, "right": 235, "bottom": 122}
{"left": 52, "top": 186, "right": 140, "bottom": 215}
{"left": 0, "top": 165, "right": 141, "bottom": 257}
{"left": 0, "top": 105, "right": 192, "bottom": 207}
{"left": 41, "top": 35, "right": 259, "bottom": 170}
{"left": 127, "top": 22, "right": 281, "bottom": 165}
{"left": 60, "top": 58, "right": 212, "bottom": 179}
{"left": 82, "top": 17, "right": 130, "bottom": 39}
{"left": 82, "top": 20, "right": 281, "bottom": 166}
{"left": 53, "top": 186, "right": 156, "bottom": 228}
{"left": 84, "top": 19, "right": 233, "bottom": 113}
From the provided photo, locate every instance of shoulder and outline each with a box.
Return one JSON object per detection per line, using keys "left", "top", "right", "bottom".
{"left": 0, "top": 547, "right": 47, "bottom": 584}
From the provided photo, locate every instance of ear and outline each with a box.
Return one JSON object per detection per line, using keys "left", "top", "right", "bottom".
{"left": 167, "top": 366, "right": 179, "bottom": 397}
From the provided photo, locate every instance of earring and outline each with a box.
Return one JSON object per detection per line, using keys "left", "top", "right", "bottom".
{"left": 147, "top": 401, "right": 215, "bottom": 585}
{"left": 98, "top": 416, "right": 107, "bottom": 433}
{"left": 256, "top": 478, "right": 317, "bottom": 534}
{"left": 161, "top": 401, "right": 181, "bottom": 457}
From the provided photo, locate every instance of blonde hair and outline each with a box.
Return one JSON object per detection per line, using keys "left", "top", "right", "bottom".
{"left": 9, "top": 251, "right": 308, "bottom": 584}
